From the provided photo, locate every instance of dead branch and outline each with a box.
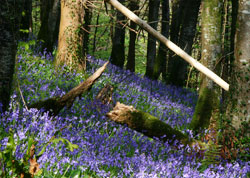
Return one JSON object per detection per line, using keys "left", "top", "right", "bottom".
{"left": 28, "top": 61, "right": 109, "bottom": 115}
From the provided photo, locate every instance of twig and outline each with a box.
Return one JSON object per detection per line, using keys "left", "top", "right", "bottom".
{"left": 17, "top": 79, "right": 29, "bottom": 111}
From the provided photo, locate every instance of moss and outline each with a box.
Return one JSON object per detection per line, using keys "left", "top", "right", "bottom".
{"left": 190, "top": 88, "right": 216, "bottom": 132}
{"left": 130, "top": 111, "right": 191, "bottom": 145}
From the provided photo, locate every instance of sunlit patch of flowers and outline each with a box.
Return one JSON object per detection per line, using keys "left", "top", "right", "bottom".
{"left": 0, "top": 45, "right": 249, "bottom": 177}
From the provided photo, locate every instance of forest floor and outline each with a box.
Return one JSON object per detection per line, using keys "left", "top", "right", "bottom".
{"left": 0, "top": 42, "right": 249, "bottom": 177}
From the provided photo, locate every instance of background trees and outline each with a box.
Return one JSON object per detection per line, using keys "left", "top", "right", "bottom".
{"left": 110, "top": 0, "right": 126, "bottom": 68}
{"left": 38, "top": 0, "right": 60, "bottom": 53}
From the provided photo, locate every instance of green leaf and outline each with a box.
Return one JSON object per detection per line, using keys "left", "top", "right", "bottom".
{"left": 25, "top": 43, "right": 29, "bottom": 50}
{"left": 25, "top": 137, "right": 34, "bottom": 161}
{"left": 69, "top": 170, "right": 81, "bottom": 178}
{"left": 20, "top": 29, "right": 29, "bottom": 33}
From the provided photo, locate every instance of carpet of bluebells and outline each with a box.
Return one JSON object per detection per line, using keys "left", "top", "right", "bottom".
{"left": 0, "top": 43, "right": 250, "bottom": 177}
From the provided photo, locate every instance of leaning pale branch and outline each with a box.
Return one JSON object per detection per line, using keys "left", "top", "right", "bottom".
{"left": 105, "top": 0, "right": 229, "bottom": 91}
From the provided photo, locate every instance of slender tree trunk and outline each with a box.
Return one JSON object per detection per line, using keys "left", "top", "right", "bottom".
{"left": 190, "top": 0, "right": 222, "bottom": 132}
{"left": 38, "top": 0, "right": 60, "bottom": 52}
{"left": 20, "top": 0, "right": 32, "bottom": 40}
{"left": 226, "top": 0, "right": 250, "bottom": 129}
{"left": 152, "top": 0, "right": 170, "bottom": 80}
{"left": 145, "top": 0, "right": 160, "bottom": 79}
{"left": 167, "top": 0, "right": 201, "bottom": 86}
{"left": 0, "top": 0, "right": 23, "bottom": 112}
{"left": 83, "top": 2, "right": 92, "bottom": 57}
{"left": 126, "top": 0, "right": 139, "bottom": 72}
{"left": 110, "top": 0, "right": 126, "bottom": 68}
{"left": 56, "top": 0, "right": 86, "bottom": 71}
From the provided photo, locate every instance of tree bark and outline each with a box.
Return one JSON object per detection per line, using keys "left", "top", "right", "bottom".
{"left": 167, "top": 0, "right": 201, "bottom": 86}
{"left": 126, "top": 0, "right": 139, "bottom": 72}
{"left": 56, "top": 0, "right": 86, "bottom": 71}
{"left": 152, "top": 0, "right": 170, "bottom": 80}
{"left": 105, "top": 0, "right": 229, "bottom": 91}
{"left": 83, "top": 2, "right": 92, "bottom": 57}
{"left": 29, "top": 62, "right": 109, "bottom": 115}
{"left": 226, "top": 0, "right": 250, "bottom": 129}
{"left": 38, "top": 0, "right": 60, "bottom": 53}
{"left": 0, "top": 0, "right": 23, "bottom": 112}
{"left": 106, "top": 102, "right": 194, "bottom": 145}
{"left": 145, "top": 0, "right": 160, "bottom": 79}
{"left": 110, "top": 0, "right": 126, "bottom": 68}
{"left": 190, "top": 0, "right": 222, "bottom": 132}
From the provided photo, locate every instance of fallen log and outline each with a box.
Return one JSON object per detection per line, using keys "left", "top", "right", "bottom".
{"left": 106, "top": 102, "right": 196, "bottom": 146}
{"left": 105, "top": 0, "right": 229, "bottom": 91}
{"left": 28, "top": 61, "right": 109, "bottom": 115}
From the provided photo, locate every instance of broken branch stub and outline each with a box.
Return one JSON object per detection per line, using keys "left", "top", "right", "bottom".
{"left": 105, "top": 0, "right": 229, "bottom": 91}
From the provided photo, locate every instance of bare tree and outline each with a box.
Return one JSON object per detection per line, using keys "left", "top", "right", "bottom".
{"left": 110, "top": 0, "right": 126, "bottom": 68}
{"left": 145, "top": 0, "right": 160, "bottom": 79}
{"left": 126, "top": 0, "right": 139, "bottom": 72}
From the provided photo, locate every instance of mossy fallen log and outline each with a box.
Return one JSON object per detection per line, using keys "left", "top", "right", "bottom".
{"left": 106, "top": 102, "right": 197, "bottom": 146}
{"left": 28, "top": 61, "right": 109, "bottom": 115}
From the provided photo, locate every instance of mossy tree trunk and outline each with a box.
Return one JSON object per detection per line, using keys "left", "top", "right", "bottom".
{"left": 110, "top": 0, "right": 126, "bottom": 68}
{"left": 56, "top": 0, "right": 86, "bottom": 71}
{"left": 226, "top": 0, "right": 250, "bottom": 129}
{"left": 0, "top": 0, "right": 23, "bottom": 112}
{"left": 190, "top": 0, "right": 222, "bottom": 133}
{"left": 107, "top": 102, "right": 194, "bottom": 146}
{"left": 152, "top": 0, "right": 170, "bottom": 80}
{"left": 145, "top": 0, "right": 160, "bottom": 79}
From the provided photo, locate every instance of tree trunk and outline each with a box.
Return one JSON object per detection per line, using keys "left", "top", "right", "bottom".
{"left": 83, "top": 2, "right": 92, "bottom": 57}
{"left": 56, "top": 0, "right": 86, "bottom": 71}
{"left": 168, "top": 0, "right": 201, "bottom": 86}
{"left": 145, "top": 0, "right": 160, "bottom": 79}
{"left": 106, "top": 102, "right": 194, "bottom": 145}
{"left": 229, "top": 0, "right": 238, "bottom": 68}
{"left": 152, "top": 0, "right": 170, "bottom": 80}
{"left": 38, "top": 0, "right": 60, "bottom": 53}
{"left": 20, "top": 0, "right": 32, "bottom": 40}
{"left": 167, "top": 0, "right": 200, "bottom": 86}
{"left": 0, "top": 0, "right": 23, "bottom": 112}
{"left": 126, "top": 0, "right": 139, "bottom": 72}
{"left": 190, "top": 0, "right": 222, "bottom": 132}
{"left": 226, "top": 0, "right": 250, "bottom": 129}
{"left": 110, "top": 0, "right": 126, "bottom": 68}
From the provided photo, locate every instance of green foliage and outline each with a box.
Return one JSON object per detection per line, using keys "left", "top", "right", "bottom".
{"left": 199, "top": 141, "right": 222, "bottom": 172}
{"left": 0, "top": 124, "right": 78, "bottom": 178}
